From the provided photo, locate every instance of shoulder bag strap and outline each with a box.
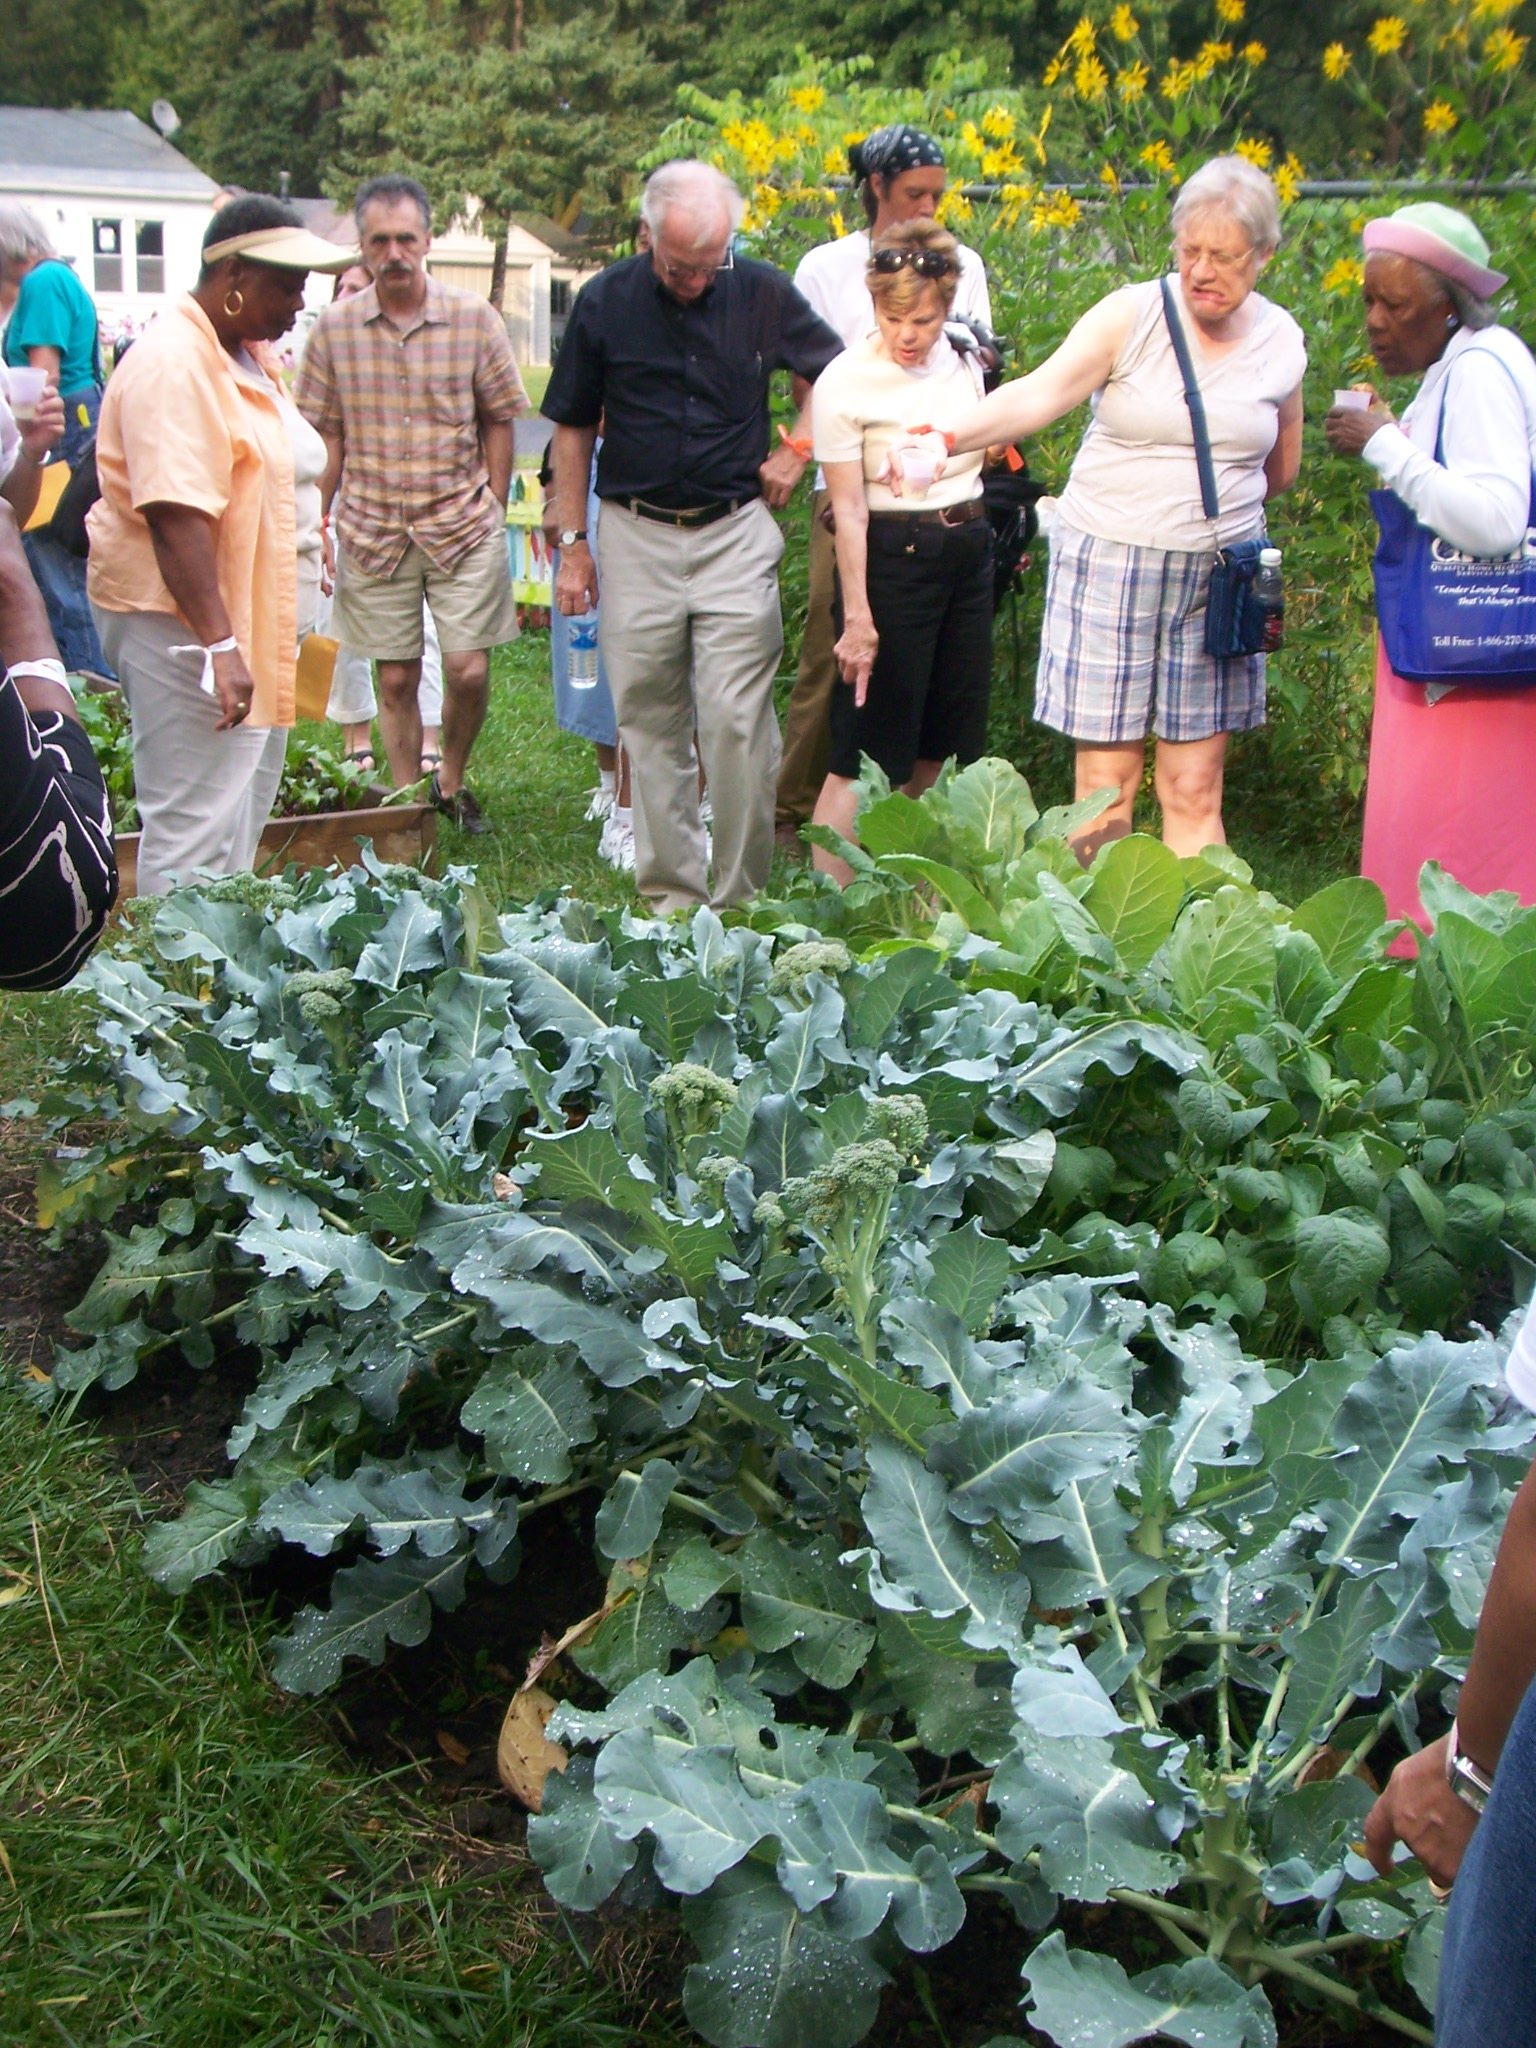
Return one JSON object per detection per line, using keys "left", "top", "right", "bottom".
{"left": 1160, "top": 276, "right": 1220, "bottom": 522}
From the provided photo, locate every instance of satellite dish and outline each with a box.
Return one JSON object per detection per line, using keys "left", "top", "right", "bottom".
{"left": 151, "top": 100, "right": 181, "bottom": 138}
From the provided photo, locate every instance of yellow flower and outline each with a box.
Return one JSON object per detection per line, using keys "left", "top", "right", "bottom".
{"left": 843, "top": 129, "right": 868, "bottom": 146}
{"left": 1234, "top": 136, "right": 1273, "bottom": 167}
{"left": 1117, "top": 59, "right": 1150, "bottom": 100}
{"left": 1066, "top": 14, "right": 1097, "bottom": 53}
{"left": 1100, "top": 161, "right": 1122, "bottom": 195}
{"left": 1032, "top": 102, "right": 1053, "bottom": 165}
{"left": 981, "top": 103, "right": 1015, "bottom": 138}
{"left": 1140, "top": 138, "right": 1177, "bottom": 175}
{"left": 962, "top": 119, "right": 987, "bottom": 155}
{"left": 1031, "top": 189, "right": 1082, "bottom": 231}
{"left": 1322, "top": 41, "right": 1352, "bottom": 77}
{"left": 1274, "top": 152, "right": 1304, "bottom": 203}
{"left": 788, "top": 84, "right": 825, "bottom": 113}
{"left": 1194, "top": 39, "right": 1234, "bottom": 77}
{"left": 1043, "top": 55, "right": 1065, "bottom": 85}
{"left": 935, "top": 189, "right": 974, "bottom": 225}
{"left": 753, "top": 181, "right": 782, "bottom": 218}
{"left": 1322, "top": 255, "right": 1365, "bottom": 293}
{"left": 1367, "top": 16, "right": 1408, "bottom": 56}
{"left": 997, "top": 183, "right": 1031, "bottom": 231}
{"left": 822, "top": 146, "right": 845, "bottom": 175}
{"left": 829, "top": 208, "right": 846, "bottom": 240}
{"left": 1473, "top": 0, "right": 1523, "bottom": 16}
{"left": 1215, "top": 0, "right": 1245, "bottom": 20}
{"left": 1242, "top": 39, "right": 1267, "bottom": 64}
{"left": 1162, "top": 58, "right": 1197, "bottom": 98}
{"left": 1484, "top": 24, "right": 1527, "bottom": 68}
{"left": 1423, "top": 97, "right": 1458, "bottom": 133}
{"left": 1076, "top": 52, "right": 1110, "bottom": 98}
{"left": 1110, "top": 3, "right": 1139, "bottom": 39}
{"left": 982, "top": 143, "right": 1024, "bottom": 178}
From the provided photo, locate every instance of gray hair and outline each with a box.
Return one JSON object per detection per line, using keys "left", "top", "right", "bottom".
{"left": 354, "top": 174, "right": 432, "bottom": 235}
{"left": 640, "top": 161, "right": 745, "bottom": 250}
{"left": 1171, "top": 154, "right": 1282, "bottom": 258}
{"left": 0, "top": 200, "right": 57, "bottom": 269}
{"left": 1440, "top": 271, "right": 1498, "bottom": 330}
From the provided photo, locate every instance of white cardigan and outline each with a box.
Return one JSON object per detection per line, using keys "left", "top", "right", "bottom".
{"left": 1363, "top": 322, "right": 1536, "bottom": 558}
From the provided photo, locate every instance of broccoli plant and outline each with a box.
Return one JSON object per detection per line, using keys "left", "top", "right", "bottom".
{"left": 31, "top": 846, "right": 1536, "bottom": 2048}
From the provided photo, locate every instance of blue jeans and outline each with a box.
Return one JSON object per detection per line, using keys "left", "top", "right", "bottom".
{"left": 24, "top": 384, "right": 112, "bottom": 678}
{"left": 1437, "top": 1675, "right": 1536, "bottom": 2044}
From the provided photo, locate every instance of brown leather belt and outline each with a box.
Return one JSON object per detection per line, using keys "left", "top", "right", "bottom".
{"left": 866, "top": 498, "right": 986, "bottom": 528}
{"left": 609, "top": 494, "right": 755, "bottom": 529}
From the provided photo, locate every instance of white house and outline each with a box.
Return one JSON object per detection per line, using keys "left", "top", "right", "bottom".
{"left": 0, "top": 106, "right": 222, "bottom": 342}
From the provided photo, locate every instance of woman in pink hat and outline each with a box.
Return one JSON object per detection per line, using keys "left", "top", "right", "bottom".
{"left": 1326, "top": 202, "right": 1536, "bottom": 941}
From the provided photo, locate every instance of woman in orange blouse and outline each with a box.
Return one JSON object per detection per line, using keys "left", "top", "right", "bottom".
{"left": 87, "top": 195, "right": 351, "bottom": 895}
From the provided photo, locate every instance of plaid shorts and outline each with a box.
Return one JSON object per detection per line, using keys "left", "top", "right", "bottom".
{"left": 1035, "top": 521, "right": 1266, "bottom": 746}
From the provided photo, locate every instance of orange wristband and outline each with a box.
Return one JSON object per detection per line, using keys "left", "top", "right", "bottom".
{"left": 908, "top": 424, "right": 957, "bottom": 454}
{"left": 778, "top": 424, "right": 813, "bottom": 459}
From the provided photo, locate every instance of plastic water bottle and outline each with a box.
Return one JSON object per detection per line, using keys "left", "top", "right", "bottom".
{"left": 1254, "top": 547, "right": 1285, "bottom": 654}
{"left": 568, "top": 610, "right": 600, "bottom": 690}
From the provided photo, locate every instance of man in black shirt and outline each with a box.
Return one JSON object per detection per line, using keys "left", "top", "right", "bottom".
{"left": 544, "top": 160, "right": 842, "bottom": 911}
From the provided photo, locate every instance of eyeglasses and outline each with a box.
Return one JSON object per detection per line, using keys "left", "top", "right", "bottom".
{"left": 654, "top": 243, "right": 735, "bottom": 286}
{"left": 869, "top": 248, "right": 958, "bottom": 278}
{"left": 1174, "top": 240, "right": 1256, "bottom": 274}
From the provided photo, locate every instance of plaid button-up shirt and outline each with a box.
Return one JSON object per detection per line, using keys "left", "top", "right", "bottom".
{"left": 295, "top": 278, "right": 527, "bottom": 577}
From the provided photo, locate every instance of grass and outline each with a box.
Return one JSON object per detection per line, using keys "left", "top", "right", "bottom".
{"left": 0, "top": 1389, "right": 692, "bottom": 2048}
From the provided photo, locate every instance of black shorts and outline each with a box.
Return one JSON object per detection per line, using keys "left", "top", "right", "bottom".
{"left": 828, "top": 512, "right": 994, "bottom": 786}
{"left": 0, "top": 677, "right": 117, "bottom": 990}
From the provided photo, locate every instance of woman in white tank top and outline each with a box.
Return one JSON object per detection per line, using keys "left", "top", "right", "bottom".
{"left": 890, "top": 156, "right": 1306, "bottom": 861}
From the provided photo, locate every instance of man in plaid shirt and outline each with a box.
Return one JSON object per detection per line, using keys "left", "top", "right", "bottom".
{"left": 296, "top": 175, "right": 527, "bottom": 833}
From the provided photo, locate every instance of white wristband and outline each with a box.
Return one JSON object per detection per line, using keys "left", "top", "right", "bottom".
{"left": 170, "top": 635, "right": 240, "bottom": 696}
{"left": 7, "top": 657, "right": 70, "bottom": 688}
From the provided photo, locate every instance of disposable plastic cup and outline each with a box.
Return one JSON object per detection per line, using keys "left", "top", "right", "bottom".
{"left": 901, "top": 450, "right": 938, "bottom": 496}
{"left": 1333, "top": 388, "right": 1371, "bottom": 411}
{"left": 6, "top": 367, "right": 47, "bottom": 420}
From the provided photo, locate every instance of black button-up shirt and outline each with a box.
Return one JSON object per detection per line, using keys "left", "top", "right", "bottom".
{"left": 541, "top": 252, "right": 843, "bottom": 508}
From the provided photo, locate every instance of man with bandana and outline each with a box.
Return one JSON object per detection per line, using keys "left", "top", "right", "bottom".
{"left": 775, "top": 125, "right": 993, "bottom": 844}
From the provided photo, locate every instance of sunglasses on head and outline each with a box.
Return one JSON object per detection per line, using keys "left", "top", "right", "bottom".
{"left": 870, "top": 248, "right": 957, "bottom": 278}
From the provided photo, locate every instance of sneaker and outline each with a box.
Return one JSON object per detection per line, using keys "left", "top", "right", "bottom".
{"left": 429, "top": 771, "right": 488, "bottom": 837}
{"left": 599, "top": 806, "right": 636, "bottom": 871}
{"left": 584, "top": 782, "right": 616, "bottom": 824}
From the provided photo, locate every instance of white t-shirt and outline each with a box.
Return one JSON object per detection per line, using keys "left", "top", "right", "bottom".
{"left": 1058, "top": 277, "right": 1306, "bottom": 554}
{"left": 794, "top": 228, "right": 992, "bottom": 349}
{"left": 813, "top": 334, "right": 986, "bottom": 513}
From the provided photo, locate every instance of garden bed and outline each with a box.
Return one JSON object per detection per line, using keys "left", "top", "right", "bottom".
{"left": 112, "top": 793, "right": 437, "bottom": 902}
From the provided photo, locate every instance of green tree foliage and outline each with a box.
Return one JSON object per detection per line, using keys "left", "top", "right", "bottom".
{"left": 5, "top": 0, "right": 145, "bottom": 110}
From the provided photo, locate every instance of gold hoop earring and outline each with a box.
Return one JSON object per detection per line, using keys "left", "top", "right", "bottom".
{"left": 223, "top": 287, "right": 244, "bottom": 317}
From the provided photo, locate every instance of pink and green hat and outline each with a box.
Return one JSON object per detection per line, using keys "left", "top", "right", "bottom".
{"left": 1361, "top": 201, "right": 1507, "bottom": 298}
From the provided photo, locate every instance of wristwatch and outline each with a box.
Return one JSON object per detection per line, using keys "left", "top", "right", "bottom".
{"left": 1445, "top": 1719, "right": 1494, "bottom": 1814}
{"left": 558, "top": 528, "right": 588, "bottom": 547}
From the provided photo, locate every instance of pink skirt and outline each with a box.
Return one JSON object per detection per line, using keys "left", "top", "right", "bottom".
{"left": 1360, "top": 637, "right": 1536, "bottom": 948}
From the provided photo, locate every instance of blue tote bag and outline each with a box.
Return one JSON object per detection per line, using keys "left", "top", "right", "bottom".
{"left": 1371, "top": 350, "right": 1536, "bottom": 687}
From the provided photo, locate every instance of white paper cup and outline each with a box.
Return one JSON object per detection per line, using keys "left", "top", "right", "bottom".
{"left": 1332, "top": 387, "right": 1371, "bottom": 412}
{"left": 5, "top": 366, "right": 48, "bottom": 421}
{"left": 901, "top": 449, "right": 938, "bottom": 496}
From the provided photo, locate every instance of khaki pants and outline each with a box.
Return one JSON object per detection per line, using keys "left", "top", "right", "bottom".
{"left": 598, "top": 499, "right": 784, "bottom": 912}
{"left": 776, "top": 492, "right": 838, "bottom": 827}
{"left": 94, "top": 607, "right": 288, "bottom": 898}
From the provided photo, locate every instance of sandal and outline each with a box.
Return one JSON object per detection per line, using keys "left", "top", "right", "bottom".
{"left": 420, "top": 749, "right": 443, "bottom": 776}
{"left": 344, "top": 747, "right": 377, "bottom": 774}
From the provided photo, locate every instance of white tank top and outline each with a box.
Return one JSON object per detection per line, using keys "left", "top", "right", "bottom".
{"left": 1058, "top": 276, "right": 1306, "bottom": 554}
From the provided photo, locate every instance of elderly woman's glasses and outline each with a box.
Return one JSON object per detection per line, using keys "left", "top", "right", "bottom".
{"left": 1174, "top": 239, "right": 1256, "bottom": 274}
{"left": 870, "top": 248, "right": 958, "bottom": 278}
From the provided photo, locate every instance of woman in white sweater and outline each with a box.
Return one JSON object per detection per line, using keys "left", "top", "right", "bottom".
{"left": 808, "top": 219, "right": 994, "bottom": 881}
{"left": 897, "top": 156, "right": 1304, "bottom": 860}
{"left": 1325, "top": 202, "right": 1536, "bottom": 939}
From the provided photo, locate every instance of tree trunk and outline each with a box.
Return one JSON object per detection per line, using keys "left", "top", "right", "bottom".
{"left": 488, "top": 217, "right": 510, "bottom": 311}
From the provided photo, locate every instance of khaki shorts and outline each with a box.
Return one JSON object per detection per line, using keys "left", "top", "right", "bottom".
{"left": 332, "top": 526, "right": 519, "bottom": 659}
